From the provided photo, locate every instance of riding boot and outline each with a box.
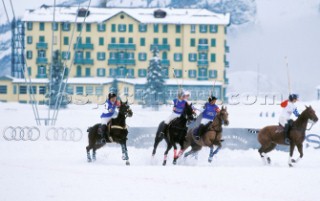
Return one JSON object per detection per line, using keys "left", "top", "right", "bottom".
{"left": 160, "top": 123, "right": 169, "bottom": 137}
{"left": 284, "top": 123, "right": 290, "bottom": 145}
{"left": 98, "top": 124, "right": 107, "bottom": 144}
{"left": 195, "top": 124, "right": 205, "bottom": 141}
{"left": 106, "top": 128, "right": 113, "bottom": 142}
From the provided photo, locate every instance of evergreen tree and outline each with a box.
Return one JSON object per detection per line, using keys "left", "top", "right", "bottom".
{"left": 47, "top": 50, "right": 67, "bottom": 108}
{"left": 144, "top": 48, "right": 166, "bottom": 110}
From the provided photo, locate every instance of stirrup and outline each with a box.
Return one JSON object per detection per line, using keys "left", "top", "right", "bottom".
{"left": 108, "top": 136, "right": 113, "bottom": 142}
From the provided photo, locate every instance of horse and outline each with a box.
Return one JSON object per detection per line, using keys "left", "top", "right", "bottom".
{"left": 180, "top": 106, "right": 229, "bottom": 163}
{"left": 258, "top": 105, "right": 318, "bottom": 167}
{"left": 152, "top": 102, "right": 195, "bottom": 166}
{"left": 86, "top": 100, "right": 133, "bottom": 165}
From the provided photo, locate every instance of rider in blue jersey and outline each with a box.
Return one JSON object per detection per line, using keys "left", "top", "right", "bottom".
{"left": 194, "top": 96, "right": 220, "bottom": 140}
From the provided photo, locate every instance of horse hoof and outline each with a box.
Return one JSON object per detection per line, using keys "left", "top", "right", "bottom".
{"left": 162, "top": 161, "right": 167, "bottom": 166}
{"left": 173, "top": 160, "right": 177, "bottom": 165}
{"left": 87, "top": 158, "right": 92, "bottom": 163}
{"left": 126, "top": 161, "right": 130, "bottom": 166}
{"left": 289, "top": 163, "right": 293, "bottom": 167}
{"left": 208, "top": 158, "right": 213, "bottom": 163}
{"left": 291, "top": 159, "right": 296, "bottom": 163}
{"left": 266, "top": 157, "right": 271, "bottom": 164}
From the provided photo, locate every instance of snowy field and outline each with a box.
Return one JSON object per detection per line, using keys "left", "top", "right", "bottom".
{"left": 1, "top": 101, "right": 320, "bottom": 201}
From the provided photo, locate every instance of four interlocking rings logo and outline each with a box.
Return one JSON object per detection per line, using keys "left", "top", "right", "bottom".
{"left": 46, "top": 127, "right": 83, "bottom": 142}
{"left": 3, "top": 126, "right": 41, "bottom": 141}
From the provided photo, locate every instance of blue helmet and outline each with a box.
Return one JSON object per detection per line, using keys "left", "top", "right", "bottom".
{"left": 289, "top": 94, "right": 299, "bottom": 101}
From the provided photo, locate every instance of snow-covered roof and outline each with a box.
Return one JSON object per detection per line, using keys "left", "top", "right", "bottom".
{"left": 12, "top": 77, "right": 49, "bottom": 84}
{"left": 23, "top": 6, "right": 230, "bottom": 25}
{"left": 118, "top": 78, "right": 222, "bottom": 86}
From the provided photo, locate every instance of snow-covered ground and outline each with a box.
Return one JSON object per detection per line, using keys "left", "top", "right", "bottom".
{"left": 1, "top": 101, "right": 320, "bottom": 201}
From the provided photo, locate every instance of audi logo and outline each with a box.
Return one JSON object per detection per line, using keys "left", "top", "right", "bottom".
{"left": 3, "top": 126, "right": 41, "bottom": 141}
{"left": 46, "top": 127, "right": 83, "bottom": 142}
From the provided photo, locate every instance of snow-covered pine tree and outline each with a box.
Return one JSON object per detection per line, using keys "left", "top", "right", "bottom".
{"left": 144, "top": 48, "right": 166, "bottom": 110}
{"left": 47, "top": 50, "right": 67, "bottom": 108}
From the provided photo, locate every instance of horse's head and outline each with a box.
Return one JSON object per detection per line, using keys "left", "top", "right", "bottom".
{"left": 119, "top": 100, "right": 133, "bottom": 118}
{"left": 303, "top": 105, "right": 318, "bottom": 123}
{"left": 183, "top": 102, "right": 195, "bottom": 121}
{"left": 219, "top": 106, "right": 229, "bottom": 126}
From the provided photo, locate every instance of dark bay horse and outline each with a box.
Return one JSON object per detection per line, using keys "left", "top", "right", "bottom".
{"left": 86, "top": 101, "right": 133, "bottom": 165}
{"left": 152, "top": 103, "right": 195, "bottom": 166}
{"left": 258, "top": 106, "right": 318, "bottom": 167}
{"left": 181, "top": 106, "right": 229, "bottom": 163}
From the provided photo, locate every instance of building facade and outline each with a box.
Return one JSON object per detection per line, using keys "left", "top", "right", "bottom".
{"left": 0, "top": 6, "right": 230, "bottom": 104}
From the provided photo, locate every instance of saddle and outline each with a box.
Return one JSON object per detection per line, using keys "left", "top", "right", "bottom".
{"left": 275, "top": 124, "right": 284, "bottom": 133}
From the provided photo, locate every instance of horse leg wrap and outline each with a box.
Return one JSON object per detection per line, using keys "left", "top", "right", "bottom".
{"left": 87, "top": 152, "right": 92, "bottom": 162}
{"left": 173, "top": 149, "right": 178, "bottom": 159}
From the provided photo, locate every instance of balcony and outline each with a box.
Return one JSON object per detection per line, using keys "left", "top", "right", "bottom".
{"left": 161, "top": 59, "right": 170, "bottom": 67}
{"left": 36, "top": 74, "right": 47, "bottom": 78}
{"left": 74, "top": 43, "right": 94, "bottom": 50}
{"left": 36, "top": 57, "right": 48, "bottom": 64}
{"left": 108, "top": 59, "right": 135, "bottom": 65}
{"left": 150, "top": 44, "right": 170, "bottom": 51}
{"left": 225, "top": 61, "right": 230, "bottom": 67}
{"left": 197, "top": 60, "right": 209, "bottom": 67}
{"left": 108, "top": 44, "right": 136, "bottom": 51}
{"left": 198, "top": 44, "right": 208, "bottom": 52}
{"left": 36, "top": 42, "right": 48, "bottom": 49}
{"left": 74, "top": 58, "right": 94, "bottom": 65}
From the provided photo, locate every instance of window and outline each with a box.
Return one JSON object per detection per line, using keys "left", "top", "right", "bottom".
{"left": 109, "top": 52, "right": 116, "bottom": 59}
{"left": 190, "top": 25, "right": 196, "bottom": 33}
{"left": 52, "top": 22, "right": 58, "bottom": 31}
{"left": 86, "top": 24, "right": 91, "bottom": 32}
{"left": 211, "top": 39, "right": 216, "bottom": 47}
{"left": 109, "top": 68, "right": 116, "bottom": 77}
{"left": 209, "top": 70, "right": 218, "bottom": 78}
{"left": 62, "top": 51, "right": 70, "bottom": 60}
{"left": 76, "top": 86, "right": 84, "bottom": 95}
{"left": 0, "top": 85, "right": 7, "bottom": 94}
{"left": 138, "top": 69, "right": 147, "bottom": 77}
{"left": 129, "top": 24, "right": 133, "bottom": 32}
{"left": 199, "top": 38, "right": 208, "bottom": 45}
{"left": 140, "top": 38, "right": 145, "bottom": 46}
{"left": 27, "top": 22, "right": 33, "bottom": 30}
{"left": 39, "top": 86, "right": 46, "bottom": 94}
{"left": 210, "top": 25, "right": 218, "bottom": 33}
{"left": 190, "top": 38, "right": 195, "bottom": 47}
{"left": 128, "top": 38, "right": 133, "bottom": 44}
{"left": 13, "top": 85, "right": 17, "bottom": 94}
{"left": 99, "top": 37, "right": 104, "bottom": 46}
{"left": 38, "top": 50, "right": 46, "bottom": 58}
{"left": 139, "top": 24, "right": 147, "bottom": 32}
{"left": 76, "top": 66, "right": 81, "bottom": 77}
{"left": 210, "top": 53, "right": 216, "bottom": 62}
{"left": 67, "top": 85, "right": 74, "bottom": 94}
{"left": 188, "top": 70, "right": 197, "bottom": 78}
{"left": 39, "top": 36, "right": 45, "bottom": 42}
{"left": 19, "top": 86, "right": 27, "bottom": 94}
{"left": 153, "top": 38, "right": 159, "bottom": 44}
{"left": 27, "top": 51, "right": 32, "bottom": 59}
{"left": 111, "top": 24, "right": 116, "bottom": 32}
{"left": 97, "top": 52, "right": 106, "bottom": 60}
{"left": 63, "top": 37, "right": 69, "bottom": 45}
{"left": 162, "top": 52, "right": 167, "bottom": 59}
{"left": 85, "top": 68, "right": 91, "bottom": 77}
{"left": 119, "top": 37, "right": 125, "bottom": 44}
{"left": 27, "top": 36, "right": 32, "bottom": 44}
{"left": 188, "top": 53, "right": 197, "bottom": 62}
{"left": 86, "top": 86, "right": 93, "bottom": 95}
{"left": 29, "top": 86, "right": 37, "bottom": 94}
{"left": 175, "top": 38, "right": 181, "bottom": 47}
{"left": 163, "top": 24, "right": 168, "bottom": 33}
{"left": 96, "top": 86, "right": 103, "bottom": 95}
{"left": 85, "top": 52, "right": 91, "bottom": 59}
{"left": 127, "top": 69, "right": 134, "bottom": 78}
{"left": 37, "top": 66, "right": 46, "bottom": 77}
{"left": 124, "top": 87, "right": 129, "bottom": 96}
{"left": 27, "top": 67, "right": 31, "bottom": 76}
{"left": 138, "top": 53, "right": 147, "bottom": 61}
{"left": 39, "top": 22, "right": 45, "bottom": 31}
{"left": 118, "top": 24, "right": 126, "bottom": 32}
{"left": 154, "top": 24, "right": 159, "bottom": 33}
{"left": 199, "top": 53, "right": 208, "bottom": 60}
{"left": 174, "top": 53, "right": 182, "bottom": 61}
{"left": 162, "top": 38, "right": 168, "bottom": 44}
{"left": 176, "top": 25, "right": 181, "bottom": 33}
{"left": 198, "top": 68, "right": 208, "bottom": 79}
{"left": 97, "top": 68, "right": 106, "bottom": 77}
{"left": 97, "top": 23, "right": 106, "bottom": 32}
{"left": 85, "top": 37, "right": 91, "bottom": 44}
{"left": 62, "top": 22, "right": 70, "bottom": 31}
{"left": 174, "top": 69, "right": 182, "bottom": 78}
{"left": 200, "top": 25, "right": 207, "bottom": 33}
{"left": 77, "top": 23, "right": 82, "bottom": 32}
{"left": 111, "top": 37, "right": 116, "bottom": 44}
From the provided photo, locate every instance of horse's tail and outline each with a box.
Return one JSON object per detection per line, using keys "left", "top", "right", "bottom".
{"left": 248, "top": 129, "right": 260, "bottom": 134}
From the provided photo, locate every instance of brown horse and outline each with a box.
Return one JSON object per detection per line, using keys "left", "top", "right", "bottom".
{"left": 179, "top": 106, "right": 229, "bottom": 163}
{"left": 86, "top": 101, "right": 133, "bottom": 165}
{"left": 258, "top": 106, "right": 318, "bottom": 167}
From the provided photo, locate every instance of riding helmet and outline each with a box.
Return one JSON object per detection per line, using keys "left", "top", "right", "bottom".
{"left": 289, "top": 94, "right": 299, "bottom": 101}
{"left": 208, "top": 95, "right": 217, "bottom": 102}
{"left": 108, "top": 92, "right": 117, "bottom": 100}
